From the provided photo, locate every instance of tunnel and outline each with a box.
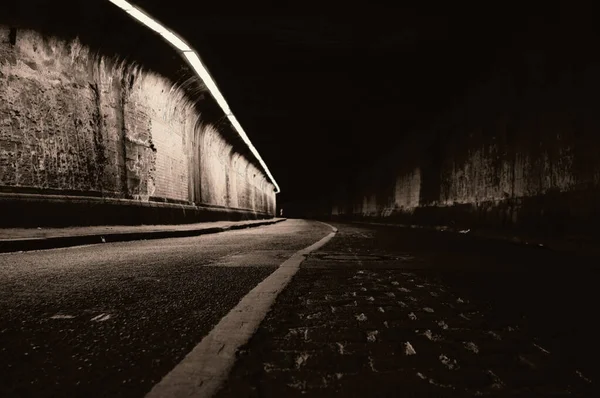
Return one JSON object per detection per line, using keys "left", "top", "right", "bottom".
{"left": 1, "top": 1, "right": 599, "bottom": 397}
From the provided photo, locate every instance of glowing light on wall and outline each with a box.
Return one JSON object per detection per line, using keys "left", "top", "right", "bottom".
{"left": 108, "top": 0, "right": 280, "bottom": 193}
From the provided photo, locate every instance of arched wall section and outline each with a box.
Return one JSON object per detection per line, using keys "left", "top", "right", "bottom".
{"left": 0, "top": 26, "right": 276, "bottom": 226}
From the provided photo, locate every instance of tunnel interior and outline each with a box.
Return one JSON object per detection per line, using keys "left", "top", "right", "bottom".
{"left": 1, "top": 1, "right": 600, "bottom": 242}
{"left": 2, "top": 2, "right": 600, "bottom": 397}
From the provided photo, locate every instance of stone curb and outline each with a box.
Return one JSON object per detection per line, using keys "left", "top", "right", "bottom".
{"left": 0, "top": 219, "right": 287, "bottom": 254}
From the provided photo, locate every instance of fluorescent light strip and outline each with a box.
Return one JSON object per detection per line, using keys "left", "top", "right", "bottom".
{"left": 183, "top": 52, "right": 231, "bottom": 114}
{"left": 108, "top": 0, "right": 280, "bottom": 193}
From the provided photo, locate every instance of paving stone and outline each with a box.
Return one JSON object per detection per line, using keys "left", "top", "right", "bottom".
{"left": 217, "top": 225, "right": 597, "bottom": 397}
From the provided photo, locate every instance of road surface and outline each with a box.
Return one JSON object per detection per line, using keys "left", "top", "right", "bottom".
{"left": 0, "top": 220, "right": 331, "bottom": 397}
{"left": 1, "top": 219, "right": 597, "bottom": 396}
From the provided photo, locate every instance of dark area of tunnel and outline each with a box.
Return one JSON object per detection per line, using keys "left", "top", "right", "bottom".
{"left": 115, "top": 2, "right": 599, "bottom": 209}
{"left": 4, "top": 2, "right": 599, "bottom": 204}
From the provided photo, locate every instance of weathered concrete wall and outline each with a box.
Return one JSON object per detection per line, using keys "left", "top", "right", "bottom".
{"left": 329, "top": 43, "right": 600, "bottom": 239}
{"left": 0, "top": 25, "right": 275, "bottom": 225}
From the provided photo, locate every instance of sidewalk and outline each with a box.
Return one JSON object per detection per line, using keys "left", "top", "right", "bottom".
{"left": 0, "top": 218, "right": 286, "bottom": 253}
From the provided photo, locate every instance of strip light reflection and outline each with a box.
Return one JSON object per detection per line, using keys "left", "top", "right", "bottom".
{"left": 108, "top": 0, "right": 281, "bottom": 193}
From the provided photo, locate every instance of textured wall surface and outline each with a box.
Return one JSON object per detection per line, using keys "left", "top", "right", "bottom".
{"left": 328, "top": 52, "right": 600, "bottom": 239}
{"left": 0, "top": 26, "right": 275, "bottom": 224}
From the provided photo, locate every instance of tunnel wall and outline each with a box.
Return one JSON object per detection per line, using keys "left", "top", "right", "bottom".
{"left": 330, "top": 46, "right": 600, "bottom": 240}
{"left": 0, "top": 26, "right": 276, "bottom": 226}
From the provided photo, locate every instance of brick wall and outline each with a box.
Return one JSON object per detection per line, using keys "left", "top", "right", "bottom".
{"left": 328, "top": 44, "right": 600, "bottom": 239}
{"left": 0, "top": 26, "right": 276, "bottom": 221}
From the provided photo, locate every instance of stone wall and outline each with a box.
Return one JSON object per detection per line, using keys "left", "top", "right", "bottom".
{"left": 0, "top": 26, "right": 275, "bottom": 225}
{"left": 328, "top": 41, "right": 600, "bottom": 240}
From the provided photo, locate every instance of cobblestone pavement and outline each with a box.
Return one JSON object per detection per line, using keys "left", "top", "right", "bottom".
{"left": 217, "top": 223, "right": 597, "bottom": 397}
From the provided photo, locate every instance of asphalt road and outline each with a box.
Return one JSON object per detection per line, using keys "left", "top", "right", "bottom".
{"left": 0, "top": 219, "right": 332, "bottom": 397}
{"left": 1, "top": 219, "right": 598, "bottom": 397}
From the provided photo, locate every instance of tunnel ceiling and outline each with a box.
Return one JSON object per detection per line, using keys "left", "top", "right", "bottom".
{"left": 24, "top": 1, "right": 599, "bottom": 201}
